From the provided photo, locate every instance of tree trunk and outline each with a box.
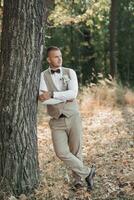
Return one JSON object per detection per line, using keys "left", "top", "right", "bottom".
{"left": 0, "top": 0, "right": 45, "bottom": 195}
{"left": 109, "top": 0, "right": 118, "bottom": 78}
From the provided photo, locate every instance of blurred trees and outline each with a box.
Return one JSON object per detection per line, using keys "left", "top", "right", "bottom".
{"left": 45, "top": 0, "right": 110, "bottom": 85}
{"left": 117, "top": 0, "right": 134, "bottom": 86}
{"left": 109, "top": 0, "right": 118, "bottom": 78}
{"left": 45, "top": 0, "right": 134, "bottom": 87}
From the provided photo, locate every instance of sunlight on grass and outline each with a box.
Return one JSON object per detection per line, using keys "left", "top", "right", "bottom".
{"left": 79, "top": 79, "right": 134, "bottom": 117}
{"left": 35, "top": 82, "right": 134, "bottom": 200}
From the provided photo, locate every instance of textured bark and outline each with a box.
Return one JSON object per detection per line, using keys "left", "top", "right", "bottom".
{"left": 109, "top": 0, "right": 118, "bottom": 78}
{"left": 0, "top": 0, "right": 45, "bottom": 195}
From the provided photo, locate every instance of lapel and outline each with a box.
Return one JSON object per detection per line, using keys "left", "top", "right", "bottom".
{"left": 46, "top": 69, "right": 58, "bottom": 91}
{"left": 44, "top": 67, "right": 69, "bottom": 91}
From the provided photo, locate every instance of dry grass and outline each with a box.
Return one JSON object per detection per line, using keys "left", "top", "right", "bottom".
{"left": 6, "top": 82, "right": 134, "bottom": 200}
{"left": 33, "top": 82, "right": 134, "bottom": 200}
{"left": 79, "top": 80, "right": 134, "bottom": 116}
{"left": 124, "top": 89, "right": 134, "bottom": 105}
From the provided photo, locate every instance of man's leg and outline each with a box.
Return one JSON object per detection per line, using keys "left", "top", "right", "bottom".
{"left": 68, "top": 114, "right": 84, "bottom": 186}
{"left": 49, "top": 117, "right": 90, "bottom": 178}
{"left": 68, "top": 114, "right": 83, "bottom": 161}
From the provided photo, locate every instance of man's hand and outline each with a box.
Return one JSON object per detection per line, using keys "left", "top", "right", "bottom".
{"left": 38, "top": 90, "right": 52, "bottom": 102}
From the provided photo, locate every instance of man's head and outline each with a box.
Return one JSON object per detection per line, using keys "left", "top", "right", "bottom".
{"left": 46, "top": 46, "right": 62, "bottom": 69}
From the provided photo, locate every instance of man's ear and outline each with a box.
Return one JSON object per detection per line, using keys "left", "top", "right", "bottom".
{"left": 47, "top": 57, "right": 50, "bottom": 64}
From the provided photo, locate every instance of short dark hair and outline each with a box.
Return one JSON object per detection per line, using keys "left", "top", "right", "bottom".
{"left": 46, "top": 46, "right": 60, "bottom": 57}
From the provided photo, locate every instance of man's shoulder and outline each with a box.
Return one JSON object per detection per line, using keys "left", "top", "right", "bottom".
{"left": 62, "top": 67, "right": 75, "bottom": 73}
{"left": 41, "top": 68, "right": 49, "bottom": 75}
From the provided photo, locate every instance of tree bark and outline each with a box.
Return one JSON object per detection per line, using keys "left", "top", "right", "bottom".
{"left": 109, "top": 0, "right": 118, "bottom": 78}
{"left": 0, "top": 0, "right": 45, "bottom": 195}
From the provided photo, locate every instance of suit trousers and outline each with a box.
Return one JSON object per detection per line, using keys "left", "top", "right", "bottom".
{"left": 49, "top": 113, "right": 90, "bottom": 180}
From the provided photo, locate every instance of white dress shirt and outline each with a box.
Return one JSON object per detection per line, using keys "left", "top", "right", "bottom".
{"left": 39, "top": 67, "right": 78, "bottom": 101}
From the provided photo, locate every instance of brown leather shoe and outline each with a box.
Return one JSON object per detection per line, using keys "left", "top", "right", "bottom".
{"left": 85, "top": 165, "right": 96, "bottom": 191}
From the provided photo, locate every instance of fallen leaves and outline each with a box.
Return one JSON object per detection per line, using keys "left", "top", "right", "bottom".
{"left": 34, "top": 102, "right": 134, "bottom": 200}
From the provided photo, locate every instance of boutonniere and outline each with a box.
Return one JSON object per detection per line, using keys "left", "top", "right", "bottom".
{"left": 60, "top": 75, "right": 70, "bottom": 86}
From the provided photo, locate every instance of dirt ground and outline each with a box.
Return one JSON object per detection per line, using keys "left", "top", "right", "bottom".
{"left": 34, "top": 103, "right": 134, "bottom": 200}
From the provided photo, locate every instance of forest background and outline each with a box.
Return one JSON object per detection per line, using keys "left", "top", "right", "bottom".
{"left": 44, "top": 0, "right": 134, "bottom": 88}
{"left": 1, "top": 0, "right": 134, "bottom": 87}
{"left": 0, "top": 0, "right": 134, "bottom": 200}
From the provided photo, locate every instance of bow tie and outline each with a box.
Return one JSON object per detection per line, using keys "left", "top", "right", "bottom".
{"left": 51, "top": 69, "right": 60, "bottom": 74}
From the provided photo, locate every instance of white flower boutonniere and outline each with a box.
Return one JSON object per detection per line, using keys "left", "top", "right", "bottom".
{"left": 60, "top": 75, "right": 70, "bottom": 86}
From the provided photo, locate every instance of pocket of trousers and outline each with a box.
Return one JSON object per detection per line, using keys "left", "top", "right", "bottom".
{"left": 49, "top": 118, "right": 66, "bottom": 130}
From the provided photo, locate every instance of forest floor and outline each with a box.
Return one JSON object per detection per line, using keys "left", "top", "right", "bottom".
{"left": 34, "top": 100, "right": 134, "bottom": 200}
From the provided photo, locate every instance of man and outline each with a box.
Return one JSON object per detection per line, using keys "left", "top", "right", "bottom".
{"left": 38, "top": 46, "right": 95, "bottom": 191}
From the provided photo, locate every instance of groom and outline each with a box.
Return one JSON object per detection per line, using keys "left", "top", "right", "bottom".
{"left": 38, "top": 46, "right": 95, "bottom": 190}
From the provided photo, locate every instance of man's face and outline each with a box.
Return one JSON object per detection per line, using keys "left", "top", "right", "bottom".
{"left": 47, "top": 50, "right": 62, "bottom": 68}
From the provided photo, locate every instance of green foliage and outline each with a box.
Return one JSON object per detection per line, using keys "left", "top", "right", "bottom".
{"left": 45, "top": 0, "right": 134, "bottom": 87}
{"left": 45, "top": 0, "right": 110, "bottom": 85}
{"left": 117, "top": 0, "right": 134, "bottom": 87}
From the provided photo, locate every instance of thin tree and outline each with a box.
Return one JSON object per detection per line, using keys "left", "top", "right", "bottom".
{"left": 0, "top": 0, "right": 45, "bottom": 195}
{"left": 109, "top": 0, "right": 118, "bottom": 78}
